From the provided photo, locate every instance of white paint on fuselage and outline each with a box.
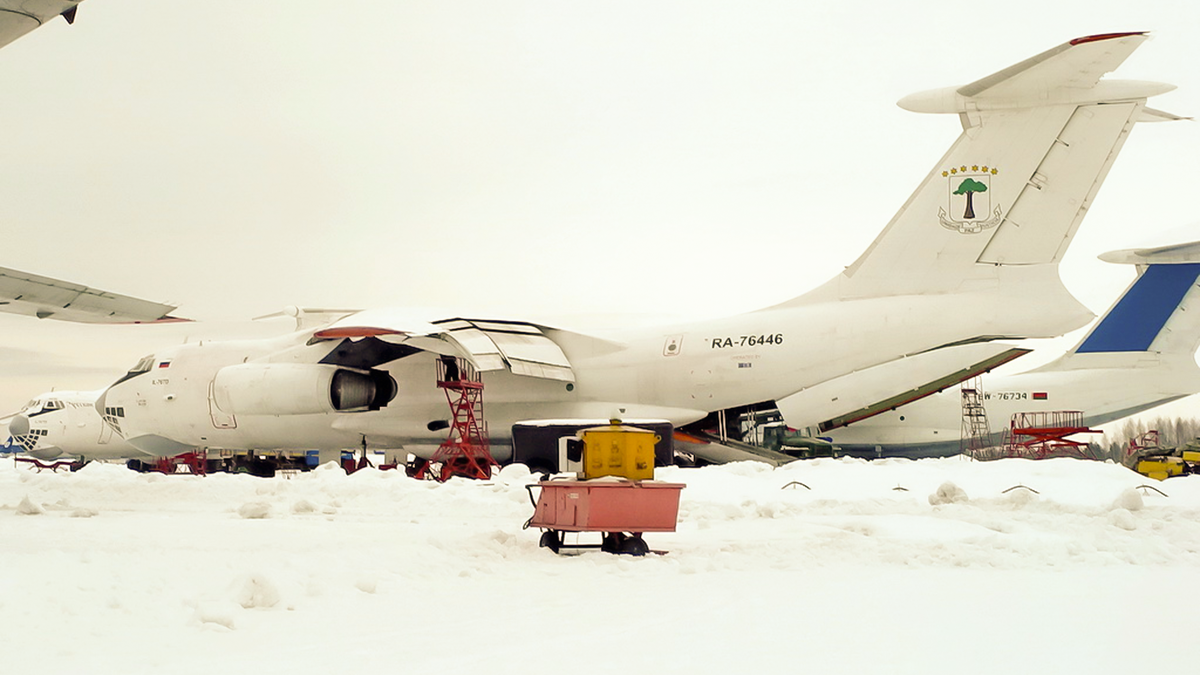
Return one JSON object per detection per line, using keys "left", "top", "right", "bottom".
{"left": 101, "top": 270, "right": 1087, "bottom": 461}
{"left": 825, "top": 354, "right": 1200, "bottom": 452}
{"left": 8, "top": 390, "right": 153, "bottom": 461}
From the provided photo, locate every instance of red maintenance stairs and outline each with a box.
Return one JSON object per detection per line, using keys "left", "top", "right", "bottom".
{"left": 526, "top": 422, "right": 684, "bottom": 556}
{"left": 411, "top": 356, "right": 496, "bottom": 482}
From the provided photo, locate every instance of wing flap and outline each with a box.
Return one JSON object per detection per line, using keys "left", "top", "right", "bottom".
{"left": 314, "top": 312, "right": 576, "bottom": 382}
{"left": 434, "top": 318, "right": 574, "bottom": 382}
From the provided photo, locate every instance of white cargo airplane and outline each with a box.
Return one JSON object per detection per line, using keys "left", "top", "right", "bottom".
{"left": 2, "top": 390, "right": 153, "bottom": 462}
{"left": 823, "top": 241, "right": 1200, "bottom": 458}
{"left": 91, "top": 33, "right": 1183, "bottom": 464}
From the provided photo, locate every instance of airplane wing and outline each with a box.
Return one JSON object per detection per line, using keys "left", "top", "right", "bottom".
{"left": 0, "top": 265, "right": 185, "bottom": 323}
{"left": 0, "top": 0, "right": 82, "bottom": 51}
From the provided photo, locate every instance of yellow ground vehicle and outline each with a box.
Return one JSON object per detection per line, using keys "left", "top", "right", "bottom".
{"left": 1134, "top": 439, "right": 1200, "bottom": 480}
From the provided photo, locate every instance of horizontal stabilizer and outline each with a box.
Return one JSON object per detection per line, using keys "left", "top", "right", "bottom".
{"left": 1138, "top": 107, "right": 1192, "bottom": 123}
{"left": 961, "top": 33, "right": 1146, "bottom": 95}
{"left": 1099, "top": 240, "right": 1200, "bottom": 265}
{"left": 898, "top": 32, "right": 1170, "bottom": 114}
{"left": 0, "top": 266, "right": 184, "bottom": 324}
{"left": 776, "top": 343, "right": 1031, "bottom": 432}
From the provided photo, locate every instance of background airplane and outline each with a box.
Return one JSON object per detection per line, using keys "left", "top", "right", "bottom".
{"left": 824, "top": 240, "right": 1200, "bottom": 458}
{"left": 2, "top": 388, "right": 153, "bottom": 462}
{"left": 94, "top": 34, "right": 1180, "bottom": 467}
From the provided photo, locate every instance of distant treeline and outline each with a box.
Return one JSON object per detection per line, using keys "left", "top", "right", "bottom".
{"left": 1092, "top": 416, "right": 1200, "bottom": 466}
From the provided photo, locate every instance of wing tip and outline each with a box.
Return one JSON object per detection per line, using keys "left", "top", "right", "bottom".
{"left": 1068, "top": 31, "right": 1148, "bottom": 46}
{"left": 1099, "top": 241, "right": 1200, "bottom": 265}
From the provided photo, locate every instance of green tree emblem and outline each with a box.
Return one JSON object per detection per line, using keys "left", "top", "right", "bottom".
{"left": 953, "top": 178, "right": 988, "bottom": 220}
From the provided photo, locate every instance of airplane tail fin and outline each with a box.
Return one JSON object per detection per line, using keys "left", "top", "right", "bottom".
{"left": 1041, "top": 242, "right": 1200, "bottom": 371}
{"left": 2, "top": 437, "right": 24, "bottom": 455}
{"left": 790, "top": 32, "right": 1178, "bottom": 339}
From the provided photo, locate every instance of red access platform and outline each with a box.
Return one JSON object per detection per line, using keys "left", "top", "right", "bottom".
{"left": 527, "top": 479, "right": 685, "bottom": 556}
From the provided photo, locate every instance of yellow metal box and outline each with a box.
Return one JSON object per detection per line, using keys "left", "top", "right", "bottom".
{"left": 1136, "top": 458, "right": 1183, "bottom": 480}
{"left": 580, "top": 423, "right": 658, "bottom": 481}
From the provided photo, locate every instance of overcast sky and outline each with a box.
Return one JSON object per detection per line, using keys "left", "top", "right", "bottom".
{"left": 2, "top": 1, "right": 1199, "bottom": 422}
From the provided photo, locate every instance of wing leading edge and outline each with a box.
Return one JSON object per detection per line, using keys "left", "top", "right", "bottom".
{"left": 0, "top": 266, "right": 185, "bottom": 324}
{"left": 0, "top": 0, "right": 82, "bottom": 51}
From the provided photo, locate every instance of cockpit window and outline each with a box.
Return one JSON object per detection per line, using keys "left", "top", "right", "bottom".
{"left": 108, "top": 354, "right": 157, "bottom": 389}
{"left": 128, "top": 355, "right": 155, "bottom": 376}
{"left": 45, "top": 399, "right": 63, "bottom": 410}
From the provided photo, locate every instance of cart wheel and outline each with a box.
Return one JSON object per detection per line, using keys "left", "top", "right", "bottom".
{"left": 539, "top": 530, "right": 561, "bottom": 554}
{"left": 620, "top": 536, "right": 649, "bottom": 557}
{"left": 601, "top": 533, "right": 623, "bottom": 554}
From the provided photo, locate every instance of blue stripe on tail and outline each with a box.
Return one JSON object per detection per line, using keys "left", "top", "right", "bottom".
{"left": 1076, "top": 263, "right": 1200, "bottom": 353}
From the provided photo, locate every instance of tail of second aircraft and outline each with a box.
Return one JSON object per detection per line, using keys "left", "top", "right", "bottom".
{"left": 1034, "top": 242, "right": 1200, "bottom": 374}
{"left": 787, "top": 32, "right": 1181, "bottom": 340}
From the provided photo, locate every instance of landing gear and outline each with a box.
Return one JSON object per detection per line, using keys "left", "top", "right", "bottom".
{"left": 405, "top": 458, "right": 430, "bottom": 478}
{"left": 228, "top": 456, "right": 275, "bottom": 478}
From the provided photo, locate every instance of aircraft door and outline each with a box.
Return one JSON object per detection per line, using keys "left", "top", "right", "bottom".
{"left": 98, "top": 420, "right": 113, "bottom": 444}
{"left": 208, "top": 381, "right": 237, "bottom": 429}
{"left": 88, "top": 405, "right": 114, "bottom": 445}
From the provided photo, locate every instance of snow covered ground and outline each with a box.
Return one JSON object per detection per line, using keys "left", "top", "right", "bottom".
{"left": 3, "top": 455, "right": 1199, "bottom": 675}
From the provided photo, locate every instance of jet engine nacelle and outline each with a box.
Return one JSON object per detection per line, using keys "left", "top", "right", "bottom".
{"left": 212, "top": 363, "right": 396, "bottom": 415}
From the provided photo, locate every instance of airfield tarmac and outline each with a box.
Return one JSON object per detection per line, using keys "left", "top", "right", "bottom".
{"left": 3, "top": 455, "right": 1199, "bottom": 674}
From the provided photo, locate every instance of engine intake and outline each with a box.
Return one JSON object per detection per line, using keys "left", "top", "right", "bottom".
{"left": 213, "top": 363, "right": 396, "bottom": 415}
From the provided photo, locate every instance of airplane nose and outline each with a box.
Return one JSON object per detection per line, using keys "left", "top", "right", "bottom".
{"left": 9, "top": 414, "right": 30, "bottom": 437}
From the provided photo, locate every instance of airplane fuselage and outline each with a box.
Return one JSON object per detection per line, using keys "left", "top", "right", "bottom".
{"left": 6, "top": 391, "right": 153, "bottom": 461}
{"left": 825, "top": 355, "right": 1200, "bottom": 458}
{"left": 99, "top": 279, "right": 1084, "bottom": 461}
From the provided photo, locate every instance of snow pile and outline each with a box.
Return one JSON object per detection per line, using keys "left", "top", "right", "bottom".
{"left": 3, "top": 455, "right": 1199, "bottom": 674}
